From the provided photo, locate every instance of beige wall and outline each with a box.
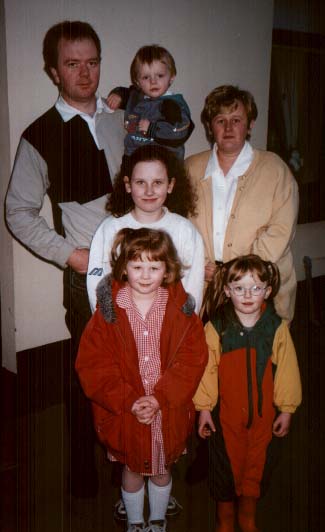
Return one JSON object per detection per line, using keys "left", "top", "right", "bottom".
{"left": 1, "top": 0, "right": 274, "bottom": 371}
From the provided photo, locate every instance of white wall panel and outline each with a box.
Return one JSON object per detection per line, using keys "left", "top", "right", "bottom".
{"left": 2, "top": 0, "right": 274, "bottom": 368}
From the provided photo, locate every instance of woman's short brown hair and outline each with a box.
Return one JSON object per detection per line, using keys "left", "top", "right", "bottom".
{"left": 111, "top": 227, "right": 183, "bottom": 286}
{"left": 201, "top": 85, "right": 258, "bottom": 144}
{"left": 130, "top": 44, "right": 176, "bottom": 86}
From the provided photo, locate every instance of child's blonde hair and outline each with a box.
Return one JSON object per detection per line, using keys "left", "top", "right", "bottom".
{"left": 204, "top": 254, "right": 280, "bottom": 322}
{"left": 130, "top": 44, "right": 177, "bottom": 86}
{"left": 110, "top": 227, "right": 183, "bottom": 286}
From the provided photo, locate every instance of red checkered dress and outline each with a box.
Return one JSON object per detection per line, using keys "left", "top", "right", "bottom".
{"left": 116, "top": 285, "right": 169, "bottom": 475}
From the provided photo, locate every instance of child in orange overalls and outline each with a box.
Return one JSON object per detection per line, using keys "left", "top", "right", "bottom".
{"left": 194, "top": 254, "right": 302, "bottom": 532}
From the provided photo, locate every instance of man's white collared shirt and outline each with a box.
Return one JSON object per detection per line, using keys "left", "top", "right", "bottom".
{"left": 55, "top": 95, "right": 114, "bottom": 148}
{"left": 204, "top": 141, "right": 253, "bottom": 260}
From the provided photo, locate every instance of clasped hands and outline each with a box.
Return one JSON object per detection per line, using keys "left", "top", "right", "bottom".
{"left": 131, "top": 395, "right": 160, "bottom": 425}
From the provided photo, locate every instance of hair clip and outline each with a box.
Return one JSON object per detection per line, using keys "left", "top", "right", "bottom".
{"left": 215, "top": 261, "right": 224, "bottom": 271}
{"left": 266, "top": 262, "right": 273, "bottom": 279}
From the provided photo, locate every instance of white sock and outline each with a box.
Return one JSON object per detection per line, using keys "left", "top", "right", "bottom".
{"left": 121, "top": 484, "right": 145, "bottom": 524}
{"left": 148, "top": 477, "right": 172, "bottom": 522}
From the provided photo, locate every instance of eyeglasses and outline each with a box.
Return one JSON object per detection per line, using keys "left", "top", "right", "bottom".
{"left": 227, "top": 285, "right": 267, "bottom": 297}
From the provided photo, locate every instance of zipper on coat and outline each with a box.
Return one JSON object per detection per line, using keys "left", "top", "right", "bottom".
{"left": 245, "top": 333, "right": 253, "bottom": 429}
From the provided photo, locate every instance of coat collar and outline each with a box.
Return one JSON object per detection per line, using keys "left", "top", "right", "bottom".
{"left": 96, "top": 274, "right": 196, "bottom": 323}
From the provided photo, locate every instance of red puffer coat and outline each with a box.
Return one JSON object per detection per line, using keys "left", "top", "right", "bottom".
{"left": 76, "top": 276, "right": 208, "bottom": 474}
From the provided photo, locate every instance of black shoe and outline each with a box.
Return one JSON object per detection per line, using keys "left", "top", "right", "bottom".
{"left": 165, "top": 495, "right": 183, "bottom": 517}
{"left": 114, "top": 498, "right": 127, "bottom": 521}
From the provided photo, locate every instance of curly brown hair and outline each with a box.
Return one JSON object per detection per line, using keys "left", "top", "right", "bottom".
{"left": 107, "top": 145, "right": 197, "bottom": 218}
{"left": 201, "top": 85, "right": 258, "bottom": 144}
{"left": 111, "top": 227, "right": 183, "bottom": 285}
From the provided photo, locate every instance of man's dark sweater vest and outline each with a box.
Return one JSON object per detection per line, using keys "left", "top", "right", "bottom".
{"left": 22, "top": 107, "right": 112, "bottom": 235}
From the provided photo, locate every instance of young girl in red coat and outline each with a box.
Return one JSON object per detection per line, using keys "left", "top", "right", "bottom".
{"left": 76, "top": 227, "right": 208, "bottom": 532}
{"left": 194, "top": 255, "right": 301, "bottom": 532}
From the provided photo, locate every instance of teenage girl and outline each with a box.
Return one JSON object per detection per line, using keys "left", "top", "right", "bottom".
{"left": 193, "top": 255, "right": 302, "bottom": 532}
{"left": 76, "top": 227, "right": 208, "bottom": 532}
{"left": 87, "top": 145, "right": 204, "bottom": 314}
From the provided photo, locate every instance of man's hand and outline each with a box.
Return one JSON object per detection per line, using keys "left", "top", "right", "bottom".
{"left": 67, "top": 248, "right": 89, "bottom": 274}
{"left": 273, "top": 412, "right": 292, "bottom": 437}
{"left": 198, "top": 410, "right": 216, "bottom": 439}
{"left": 107, "top": 93, "right": 122, "bottom": 110}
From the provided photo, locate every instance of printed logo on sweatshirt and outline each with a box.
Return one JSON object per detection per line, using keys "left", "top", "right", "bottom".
{"left": 88, "top": 268, "right": 103, "bottom": 276}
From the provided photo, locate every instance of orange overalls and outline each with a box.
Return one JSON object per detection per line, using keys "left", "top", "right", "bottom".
{"left": 208, "top": 305, "right": 281, "bottom": 500}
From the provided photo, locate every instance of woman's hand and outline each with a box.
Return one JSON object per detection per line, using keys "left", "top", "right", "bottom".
{"left": 198, "top": 410, "right": 216, "bottom": 439}
{"left": 205, "top": 261, "right": 217, "bottom": 282}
